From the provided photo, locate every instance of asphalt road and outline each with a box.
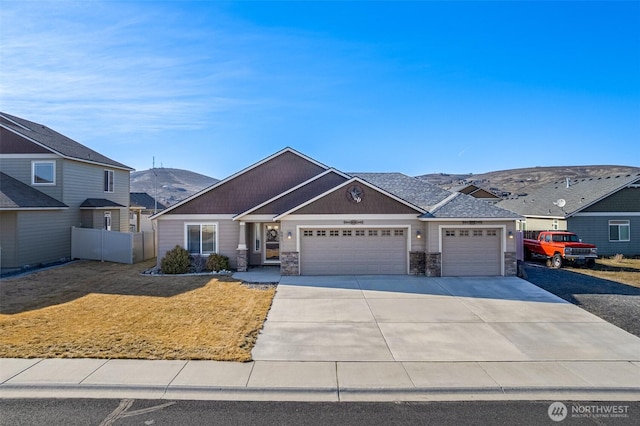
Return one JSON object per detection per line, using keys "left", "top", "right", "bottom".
{"left": 523, "top": 261, "right": 640, "bottom": 337}
{"left": 1, "top": 399, "right": 638, "bottom": 426}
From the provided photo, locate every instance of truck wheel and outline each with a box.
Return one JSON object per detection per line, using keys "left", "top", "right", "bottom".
{"left": 551, "top": 253, "right": 563, "bottom": 269}
{"left": 524, "top": 249, "right": 532, "bottom": 260}
{"left": 586, "top": 259, "right": 595, "bottom": 268}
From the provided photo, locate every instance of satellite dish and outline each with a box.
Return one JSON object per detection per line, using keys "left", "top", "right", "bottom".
{"left": 555, "top": 199, "right": 566, "bottom": 208}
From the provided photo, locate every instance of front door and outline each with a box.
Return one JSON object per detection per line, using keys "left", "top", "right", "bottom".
{"left": 264, "top": 224, "right": 280, "bottom": 263}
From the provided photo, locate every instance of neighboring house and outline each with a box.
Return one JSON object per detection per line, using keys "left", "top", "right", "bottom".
{"left": 152, "top": 148, "right": 521, "bottom": 276}
{"left": 130, "top": 192, "right": 166, "bottom": 232}
{"left": 448, "top": 183, "right": 502, "bottom": 203}
{"left": 0, "top": 112, "right": 132, "bottom": 271}
{"left": 497, "top": 173, "right": 640, "bottom": 256}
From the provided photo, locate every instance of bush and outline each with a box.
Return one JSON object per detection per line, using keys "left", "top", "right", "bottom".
{"left": 190, "top": 255, "right": 207, "bottom": 273}
{"left": 161, "top": 245, "right": 190, "bottom": 274}
{"left": 612, "top": 253, "right": 624, "bottom": 262}
{"left": 206, "top": 253, "right": 230, "bottom": 272}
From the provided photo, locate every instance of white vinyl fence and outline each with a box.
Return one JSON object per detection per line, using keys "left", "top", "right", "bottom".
{"left": 71, "top": 227, "right": 156, "bottom": 264}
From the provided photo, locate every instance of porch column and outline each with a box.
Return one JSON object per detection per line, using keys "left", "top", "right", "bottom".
{"left": 237, "top": 221, "right": 248, "bottom": 272}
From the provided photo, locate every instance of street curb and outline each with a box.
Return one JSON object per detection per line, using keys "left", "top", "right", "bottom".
{"left": 1, "top": 384, "right": 638, "bottom": 402}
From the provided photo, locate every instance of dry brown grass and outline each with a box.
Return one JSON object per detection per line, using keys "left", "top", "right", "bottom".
{"left": 566, "top": 257, "right": 640, "bottom": 289}
{"left": 0, "top": 260, "right": 274, "bottom": 361}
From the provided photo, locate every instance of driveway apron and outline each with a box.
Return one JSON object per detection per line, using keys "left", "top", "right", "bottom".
{"left": 251, "top": 276, "right": 640, "bottom": 362}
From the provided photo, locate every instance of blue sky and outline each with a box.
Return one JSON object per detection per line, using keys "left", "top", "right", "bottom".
{"left": 1, "top": 1, "right": 638, "bottom": 179}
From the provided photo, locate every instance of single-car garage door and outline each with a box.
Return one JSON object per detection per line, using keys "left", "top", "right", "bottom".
{"left": 300, "top": 228, "right": 407, "bottom": 275}
{"left": 441, "top": 228, "right": 502, "bottom": 276}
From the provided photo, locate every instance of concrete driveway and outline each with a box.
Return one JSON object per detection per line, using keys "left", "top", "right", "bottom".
{"left": 252, "top": 276, "right": 640, "bottom": 362}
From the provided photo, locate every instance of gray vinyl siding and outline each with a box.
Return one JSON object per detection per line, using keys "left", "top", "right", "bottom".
{"left": 0, "top": 156, "right": 64, "bottom": 201}
{"left": 15, "top": 210, "right": 72, "bottom": 267}
{"left": 156, "top": 218, "right": 239, "bottom": 269}
{"left": 0, "top": 212, "right": 17, "bottom": 267}
{"left": 582, "top": 188, "right": 640, "bottom": 213}
{"left": 569, "top": 216, "right": 640, "bottom": 257}
{"left": 63, "top": 160, "right": 130, "bottom": 232}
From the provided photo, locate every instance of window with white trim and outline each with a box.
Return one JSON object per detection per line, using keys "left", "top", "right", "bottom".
{"left": 355, "top": 229, "right": 365, "bottom": 236}
{"left": 368, "top": 230, "right": 378, "bottom": 236}
{"left": 342, "top": 230, "right": 352, "bottom": 237}
{"left": 459, "top": 230, "right": 469, "bottom": 237}
{"left": 303, "top": 230, "right": 313, "bottom": 237}
{"left": 473, "top": 230, "right": 483, "bottom": 237}
{"left": 104, "top": 170, "right": 114, "bottom": 192}
{"left": 381, "top": 229, "right": 391, "bottom": 236}
{"left": 445, "top": 230, "right": 455, "bottom": 237}
{"left": 316, "top": 230, "right": 326, "bottom": 237}
{"left": 185, "top": 223, "right": 217, "bottom": 255}
{"left": 609, "top": 220, "right": 630, "bottom": 242}
{"left": 32, "top": 161, "right": 55, "bottom": 185}
{"left": 487, "top": 229, "right": 497, "bottom": 236}
{"left": 394, "top": 229, "right": 404, "bottom": 236}
{"left": 329, "top": 230, "right": 340, "bottom": 237}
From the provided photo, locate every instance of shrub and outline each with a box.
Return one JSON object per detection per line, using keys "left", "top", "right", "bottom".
{"left": 190, "top": 254, "right": 207, "bottom": 273}
{"left": 206, "top": 253, "right": 230, "bottom": 272}
{"left": 161, "top": 245, "right": 190, "bottom": 274}
{"left": 612, "top": 253, "right": 624, "bottom": 262}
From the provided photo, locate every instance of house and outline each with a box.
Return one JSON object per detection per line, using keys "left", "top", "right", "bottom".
{"left": 0, "top": 112, "right": 133, "bottom": 271}
{"left": 447, "top": 183, "right": 502, "bottom": 203}
{"left": 130, "top": 192, "right": 166, "bottom": 233}
{"left": 152, "top": 148, "right": 521, "bottom": 276}
{"left": 497, "top": 173, "right": 640, "bottom": 256}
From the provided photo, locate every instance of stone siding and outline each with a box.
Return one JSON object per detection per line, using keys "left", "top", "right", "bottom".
{"left": 409, "top": 251, "right": 426, "bottom": 275}
{"left": 280, "top": 251, "right": 299, "bottom": 276}
{"left": 426, "top": 252, "right": 441, "bottom": 277}
{"left": 236, "top": 249, "right": 247, "bottom": 272}
{"left": 504, "top": 251, "right": 517, "bottom": 276}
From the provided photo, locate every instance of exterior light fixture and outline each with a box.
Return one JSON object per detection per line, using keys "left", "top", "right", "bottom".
{"left": 416, "top": 230, "right": 422, "bottom": 239}
{"left": 508, "top": 231, "right": 514, "bottom": 239}
{"left": 287, "top": 231, "right": 292, "bottom": 240}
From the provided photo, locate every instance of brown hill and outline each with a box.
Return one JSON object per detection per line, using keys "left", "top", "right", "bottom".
{"left": 417, "top": 165, "right": 640, "bottom": 197}
{"left": 130, "top": 168, "right": 218, "bottom": 207}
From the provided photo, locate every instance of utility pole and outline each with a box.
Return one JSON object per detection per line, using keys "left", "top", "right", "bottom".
{"left": 153, "top": 157, "right": 158, "bottom": 215}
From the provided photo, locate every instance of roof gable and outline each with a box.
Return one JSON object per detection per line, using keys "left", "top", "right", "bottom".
{"left": 275, "top": 177, "right": 424, "bottom": 219}
{"left": 352, "top": 172, "right": 451, "bottom": 210}
{"left": 236, "top": 169, "right": 350, "bottom": 219}
{"left": 0, "top": 112, "right": 132, "bottom": 170}
{"left": 158, "top": 148, "right": 329, "bottom": 216}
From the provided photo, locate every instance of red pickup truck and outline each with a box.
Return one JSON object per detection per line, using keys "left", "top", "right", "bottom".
{"left": 524, "top": 231, "right": 597, "bottom": 269}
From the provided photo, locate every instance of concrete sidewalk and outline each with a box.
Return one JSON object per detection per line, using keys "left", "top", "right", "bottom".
{"left": 2, "top": 358, "right": 639, "bottom": 401}
{"left": 1, "top": 273, "right": 639, "bottom": 401}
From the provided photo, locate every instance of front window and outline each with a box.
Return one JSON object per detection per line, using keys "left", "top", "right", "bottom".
{"left": 104, "top": 170, "right": 114, "bottom": 192}
{"left": 609, "top": 220, "right": 630, "bottom": 242}
{"left": 32, "top": 161, "right": 55, "bottom": 185}
{"left": 185, "top": 223, "right": 217, "bottom": 255}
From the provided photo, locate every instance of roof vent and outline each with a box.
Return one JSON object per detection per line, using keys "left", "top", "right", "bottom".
{"left": 566, "top": 178, "right": 570, "bottom": 188}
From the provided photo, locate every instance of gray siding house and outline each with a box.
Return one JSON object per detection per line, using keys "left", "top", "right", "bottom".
{"left": 498, "top": 173, "right": 640, "bottom": 257}
{"left": 152, "top": 148, "right": 522, "bottom": 277}
{"left": 0, "top": 112, "right": 133, "bottom": 271}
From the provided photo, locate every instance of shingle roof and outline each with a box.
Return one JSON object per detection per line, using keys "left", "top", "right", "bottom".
{"left": 351, "top": 173, "right": 451, "bottom": 210}
{"left": 130, "top": 192, "right": 167, "bottom": 210}
{"left": 426, "top": 192, "right": 522, "bottom": 219}
{"left": 352, "top": 172, "right": 521, "bottom": 219}
{"left": 0, "top": 172, "right": 68, "bottom": 209}
{"left": 80, "top": 198, "right": 126, "bottom": 208}
{"left": 497, "top": 172, "right": 640, "bottom": 217}
{"left": 0, "top": 112, "right": 132, "bottom": 170}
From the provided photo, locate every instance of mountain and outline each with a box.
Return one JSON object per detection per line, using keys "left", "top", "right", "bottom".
{"left": 130, "top": 168, "right": 219, "bottom": 207}
{"left": 416, "top": 165, "right": 640, "bottom": 197}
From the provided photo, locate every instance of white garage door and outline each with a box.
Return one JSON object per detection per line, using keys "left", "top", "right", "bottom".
{"left": 441, "top": 228, "right": 502, "bottom": 276}
{"left": 300, "top": 228, "right": 407, "bottom": 275}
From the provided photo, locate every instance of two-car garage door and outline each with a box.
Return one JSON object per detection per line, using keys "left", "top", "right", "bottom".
{"left": 300, "top": 228, "right": 407, "bottom": 275}
{"left": 441, "top": 228, "right": 502, "bottom": 276}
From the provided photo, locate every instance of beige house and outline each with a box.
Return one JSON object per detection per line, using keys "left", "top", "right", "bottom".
{"left": 153, "top": 148, "right": 522, "bottom": 276}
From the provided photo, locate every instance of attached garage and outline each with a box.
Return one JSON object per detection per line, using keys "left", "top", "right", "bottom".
{"left": 300, "top": 228, "right": 408, "bottom": 275}
{"left": 441, "top": 228, "right": 502, "bottom": 276}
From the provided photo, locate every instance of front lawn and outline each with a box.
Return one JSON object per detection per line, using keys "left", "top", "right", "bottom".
{"left": 565, "top": 257, "right": 640, "bottom": 288}
{"left": 0, "top": 260, "right": 275, "bottom": 361}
